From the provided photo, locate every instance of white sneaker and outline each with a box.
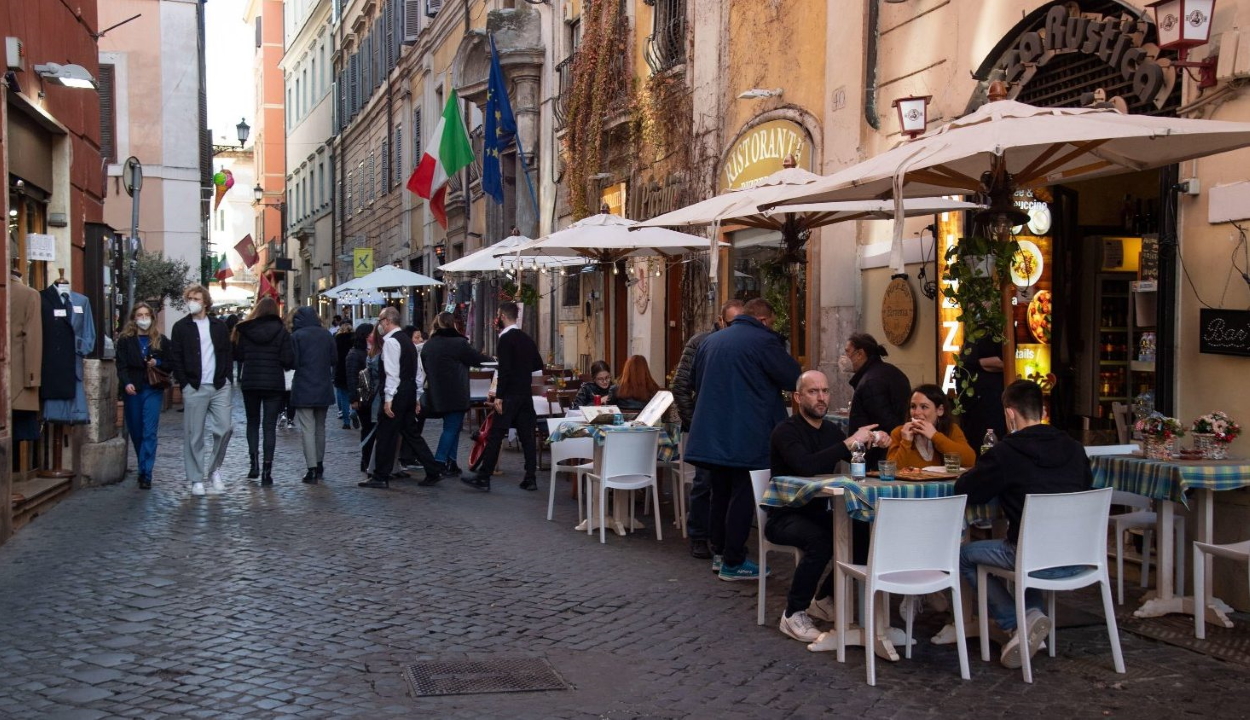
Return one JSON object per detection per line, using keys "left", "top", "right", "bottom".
{"left": 779, "top": 611, "right": 822, "bottom": 642}
{"left": 209, "top": 471, "right": 225, "bottom": 494}
{"left": 190, "top": 482, "right": 206, "bottom": 497}
{"left": 1000, "top": 609, "right": 1051, "bottom": 669}
{"left": 806, "top": 597, "right": 836, "bottom": 623}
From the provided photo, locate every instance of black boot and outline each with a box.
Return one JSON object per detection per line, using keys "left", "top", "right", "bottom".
{"left": 315, "top": 462, "right": 324, "bottom": 480}
{"left": 302, "top": 468, "right": 318, "bottom": 484}
{"left": 248, "top": 453, "right": 260, "bottom": 479}
{"left": 261, "top": 462, "right": 274, "bottom": 486}
{"left": 460, "top": 473, "right": 491, "bottom": 492}
{"left": 358, "top": 475, "right": 389, "bottom": 489}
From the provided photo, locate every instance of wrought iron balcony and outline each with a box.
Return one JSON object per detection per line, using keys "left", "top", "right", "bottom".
{"left": 554, "top": 55, "right": 575, "bottom": 131}
{"left": 645, "top": 2, "right": 686, "bottom": 75}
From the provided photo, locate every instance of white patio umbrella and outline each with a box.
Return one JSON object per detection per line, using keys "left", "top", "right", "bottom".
{"left": 504, "top": 213, "right": 714, "bottom": 264}
{"left": 324, "top": 264, "right": 441, "bottom": 297}
{"left": 438, "top": 233, "right": 581, "bottom": 274}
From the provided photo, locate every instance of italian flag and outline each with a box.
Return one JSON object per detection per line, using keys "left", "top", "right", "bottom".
{"left": 213, "top": 253, "right": 233, "bottom": 290}
{"left": 407, "top": 90, "right": 475, "bottom": 228}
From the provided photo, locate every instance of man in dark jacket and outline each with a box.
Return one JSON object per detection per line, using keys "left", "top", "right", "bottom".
{"left": 290, "top": 306, "right": 337, "bottom": 483}
{"left": 955, "top": 380, "right": 1092, "bottom": 670}
{"left": 421, "top": 312, "right": 493, "bottom": 475}
{"left": 842, "top": 332, "right": 907, "bottom": 468}
{"left": 670, "top": 299, "right": 743, "bottom": 559}
{"left": 686, "top": 298, "right": 801, "bottom": 581}
{"left": 462, "top": 301, "right": 543, "bottom": 492}
{"left": 169, "top": 285, "right": 234, "bottom": 497}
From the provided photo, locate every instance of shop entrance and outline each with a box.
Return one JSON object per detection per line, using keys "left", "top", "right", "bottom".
{"left": 726, "top": 227, "right": 807, "bottom": 363}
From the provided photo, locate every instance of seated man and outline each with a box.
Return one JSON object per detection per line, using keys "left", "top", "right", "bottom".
{"left": 767, "top": 370, "right": 886, "bottom": 642}
{"left": 954, "top": 380, "right": 1092, "bottom": 669}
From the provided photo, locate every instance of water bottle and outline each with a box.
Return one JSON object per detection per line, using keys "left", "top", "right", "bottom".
{"left": 850, "top": 442, "right": 867, "bottom": 479}
{"left": 982, "top": 428, "right": 997, "bottom": 455}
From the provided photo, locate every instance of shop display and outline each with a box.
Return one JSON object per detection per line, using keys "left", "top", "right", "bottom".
{"left": 9, "top": 270, "right": 43, "bottom": 441}
{"left": 39, "top": 274, "right": 95, "bottom": 425}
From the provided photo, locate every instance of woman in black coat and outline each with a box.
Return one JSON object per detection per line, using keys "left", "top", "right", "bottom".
{"left": 117, "top": 302, "right": 170, "bottom": 489}
{"left": 290, "top": 306, "right": 337, "bottom": 483}
{"left": 420, "top": 312, "right": 493, "bottom": 474}
{"left": 233, "top": 297, "right": 294, "bottom": 484}
{"left": 334, "top": 324, "right": 356, "bottom": 429}
{"left": 345, "top": 323, "right": 376, "bottom": 473}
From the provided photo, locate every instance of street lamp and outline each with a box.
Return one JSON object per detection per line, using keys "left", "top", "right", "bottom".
{"left": 1148, "top": 0, "right": 1219, "bottom": 86}
{"left": 893, "top": 95, "right": 932, "bottom": 139}
{"left": 236, "top": 118, "right": 250, "bottom": 148}
{"left": 253, "top": 183, "right": 264, "bottom": 203}
{"left": 33, "top": 62, "right": 96, "bottom": 89}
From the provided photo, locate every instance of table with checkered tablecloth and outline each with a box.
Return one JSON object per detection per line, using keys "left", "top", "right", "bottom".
{"left": 548, "top": 421, "right": 680, "bottom": 463}
{"left": 1090, "top": 453, "right": 1250, "bottom": 623}
{"left": 763, "top": 474, "right": 996, "bottom": 524}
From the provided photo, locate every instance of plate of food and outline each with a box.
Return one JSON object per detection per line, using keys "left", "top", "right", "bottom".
{"left": 1027, "top": 289, "right": 1052, "bottom": 343}
{"left": 1011, "top": 240, "right": 1045, "bottom": 287}
{"left": 1028, "top": 205, "right": 1052, "bottom": 236}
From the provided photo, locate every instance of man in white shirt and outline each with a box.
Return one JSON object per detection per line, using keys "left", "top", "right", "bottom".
{"left": 169, "top": 285, "right": 233, "bottom": 497}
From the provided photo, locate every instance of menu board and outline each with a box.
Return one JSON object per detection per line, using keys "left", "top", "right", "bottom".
{"left": 1012, "top": 230, "right": 1055, "bottom": 416}
{"left": 935, "top": 210, "right": 966, "bottom": 395}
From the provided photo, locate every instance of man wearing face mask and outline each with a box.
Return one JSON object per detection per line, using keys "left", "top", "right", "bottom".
{"left": 170, "top": 285, "right": 234, "bottom": 497}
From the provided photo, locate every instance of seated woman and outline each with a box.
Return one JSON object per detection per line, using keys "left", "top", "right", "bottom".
{"left": 887, "top": 383, "right": 977, "bottom": 469}
{"left": 610, "top": 355, "right": 661, "bottom": 412}
{"left": 571, "top": 360, "right": 614, "bottom": 408}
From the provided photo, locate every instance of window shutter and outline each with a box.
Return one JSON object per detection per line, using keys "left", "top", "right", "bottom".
{"left": 362, "top": 35, "right": 371, "bottom": 101}
{"left": 346, "top": 171, "right": 353, "bottom": 214}
{"left": 412, "top": 107, "right": 422, "bottom": 164}
{"left": 374, "top": 18, "right": 384, "bottom": 89}
{"left": 255, "top": 17, "right": 263, "bottom": 48}
{"left": 426, "top": 0, "right": 443, "bottom": 18}
{"left": 394, "top": 124, "right": 403, "bottom": 185}
{"left": 368, "top": 153, "right": 375, "bottom": 203}
{"left": 381, "top": 139, "right": 389, "bottom": 196}
{"left": 384, "top": 1, "right": 395, "bottom": 70}
{"left": 403, "top": 0, "right": 421, "bottom": 44}
{"left": 348, "top": 54, "right": 359, "bottom": 117}
{"left": 98, "top": 64, "right": 116, "bottom": 163}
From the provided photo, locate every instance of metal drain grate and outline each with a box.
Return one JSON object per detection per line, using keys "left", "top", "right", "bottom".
{"left": 404, "top": 657, "right": 571, "bottom": 697}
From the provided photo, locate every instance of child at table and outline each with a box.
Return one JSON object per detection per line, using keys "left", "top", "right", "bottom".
{"left": 887, "top": 384, "right": 976, "bottom": 469}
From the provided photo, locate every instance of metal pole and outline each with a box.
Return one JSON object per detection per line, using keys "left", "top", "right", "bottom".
{"left": 125, "top": 163, "right": 142, "bottom": 316}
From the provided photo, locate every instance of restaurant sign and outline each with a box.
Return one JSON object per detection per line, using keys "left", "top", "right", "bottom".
{"left": 1001, "top": 4, "right": 1174, "bottom": 109}
{"left": 1199, "top": 309, "right": 1250, "bottom": 357}
{"left": 719, "top": 119, "right": 812, "bottom": 192}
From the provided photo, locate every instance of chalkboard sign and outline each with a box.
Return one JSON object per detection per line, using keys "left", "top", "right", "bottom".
{"left": 1199, "top": 309, "right": 1250, "bottom": 357}
{"left": 1139, "top": 235, "right": 1159, "bottom": 281}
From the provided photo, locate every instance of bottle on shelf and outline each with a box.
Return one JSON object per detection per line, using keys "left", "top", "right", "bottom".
{"left": 982, "top": 429, "right": 997, "bottom": 455}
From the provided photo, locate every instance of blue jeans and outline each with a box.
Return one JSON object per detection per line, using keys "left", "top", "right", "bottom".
{"left": 334, "top": 387, "right": 355, "bottom": 423}
{"left": 959, "top": 539, "right": 1086, "bottom": 631}
{"left": 435, "top": 410, "right": 465, "bottom": 465}
{"left": 123, "top": 387, "right": 163, "bottom": 476}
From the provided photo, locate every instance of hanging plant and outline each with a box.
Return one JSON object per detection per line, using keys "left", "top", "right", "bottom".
{"left": 942, "top": 234, "right": 1020, "bottom": 413}
{"left": 500, "top": 280, "right": 539, "bottom": 307}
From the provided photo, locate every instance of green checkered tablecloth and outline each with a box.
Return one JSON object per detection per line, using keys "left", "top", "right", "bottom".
{"left": 1091, "top": 455, "right": 1250, "bottom": 508}
{"left": 549, "top": 422, "right": 680, "bottom": 463}
{"left": 763, "top": 475, "right": 997, "bottom": 524}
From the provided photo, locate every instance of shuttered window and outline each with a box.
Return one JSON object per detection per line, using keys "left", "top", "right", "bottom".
{"left": 98, "top": 64, "right": 116, "bottom": 163}
{"left": 380, "top": 138, "right": 389, "bottom": 196}
{"left": 412, "top": 107, "right": 422, "bottom": 164}
{"left": 394, "top": 124, "right": 403, "bottom": 185}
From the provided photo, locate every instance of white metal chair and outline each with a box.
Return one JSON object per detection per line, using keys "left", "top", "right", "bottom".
{"left": 835, "top": 495, "right": 970, "bottom": 687}
{"left": 748, "top": 470, "right": 802, "bottom": 626}
{"left": 977, "top": 487, "right": 1125, "bottom": 684}
{"left": 583, "top": 429, "right": 662, "bottom": 544}
{"left": 545, "top": 418, "right": 594, "bottom": 523}
{"left": 1193, "top": 539, "right": 1250, "bottom": 639}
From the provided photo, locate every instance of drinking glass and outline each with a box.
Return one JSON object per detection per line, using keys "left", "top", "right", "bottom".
{"left": 943, "top": 453, "right": 962, "bottom": 473}
{"left": 877, "top": 460, "right": 897, "bottom": 481}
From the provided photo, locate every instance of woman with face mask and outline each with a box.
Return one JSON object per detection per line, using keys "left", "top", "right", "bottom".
{"left": 116, "top": 303, "right": 170, "bottom": 489}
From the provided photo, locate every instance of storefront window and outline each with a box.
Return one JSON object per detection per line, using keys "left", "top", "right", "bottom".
{"left": 8, "top": 192, "right": 48, "bottom": 287}
{"left": 727, "top": 227, "right": 806, "bottom": 358}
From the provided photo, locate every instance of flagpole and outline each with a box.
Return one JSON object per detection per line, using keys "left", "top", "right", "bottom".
{"left": 513, "top": 127, "right": 541, "bottom": 231}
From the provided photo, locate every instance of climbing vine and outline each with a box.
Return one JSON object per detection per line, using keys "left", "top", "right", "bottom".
{"left": 631, "top": 70, "right": 692, "bottom": 171}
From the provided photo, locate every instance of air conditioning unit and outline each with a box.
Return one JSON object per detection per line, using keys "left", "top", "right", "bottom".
{"left": 5, "top": 37, "right": 25, "bottom": 71}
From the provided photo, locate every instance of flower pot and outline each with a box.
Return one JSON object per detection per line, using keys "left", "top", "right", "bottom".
{"left": 1192, "top": 432, "right": 1216, "bottom": 459}
{"left": 1144, "top": 436, "right": 1172, "bottom": 460}
{"left": 1210, "top": 441, "right": 1229, "bottom": 460}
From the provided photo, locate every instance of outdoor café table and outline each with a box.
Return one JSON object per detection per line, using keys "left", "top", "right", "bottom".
{"left": 1092, "top": 453, "right": 1250, "bottom": 627}
{"left": 761, "top": 472, "right": 992, "bottom": 661}
{"left": 549, "top": 421, "right": 679, "bottom": 536}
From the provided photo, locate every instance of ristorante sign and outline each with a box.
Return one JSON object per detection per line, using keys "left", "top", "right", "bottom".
{"left": 1001, "top": 5, "right": 1174, "bottom": 109}
{"left": 719, "top": 119, "right": 812, "bottom": 192}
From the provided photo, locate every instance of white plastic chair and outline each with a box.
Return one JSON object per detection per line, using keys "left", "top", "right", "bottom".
{"left": 977, "top": 487, "right": 1125, "bottom": 684}
{"left": 835, "top": 495, "right": 970, "bottom": 686}
{"left": 1193, "top": 539, "right": 1250, "bottom": 639}
{"left": 660, "top": 435, "right": 696, "bottom": 536}
{"left": 545, "top": 418, "right": 594, "bottom": 523}
{"left": 583, "top": 429, "right": 662, "bottom": 544}
{"left": 748, "top": 470, "right": 802, "bottom": 626}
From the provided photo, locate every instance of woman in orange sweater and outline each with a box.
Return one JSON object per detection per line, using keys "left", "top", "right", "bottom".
{"left": 887, "top": 384, "right": 976, "bottom": 469}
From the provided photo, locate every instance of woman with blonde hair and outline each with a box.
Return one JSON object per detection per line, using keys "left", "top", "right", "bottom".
{"left": 117, "top": 302, "right": 170, "bottom": 489}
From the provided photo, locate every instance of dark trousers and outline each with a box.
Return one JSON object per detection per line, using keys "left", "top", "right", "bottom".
{"left": 374, "top": 395, "right": 439, "bottom": 480}
{"left": 708, "top": 465, "right": 754, "bottom": 567}
{"left": 686, "top": 465, "right": 712, "bottom": 540}
{"left": 400, "top": 405, "right": 430, "bottom": 464}
{"left": 243, "top": 390, "right": 282, "bottom": 462}
{"left": 474, "top": 396, "right": 538, "bottom": 479}
{"left": 765, "top": 509, "right": 835, "bottom": 615}
{"left": 359, "top": 402, "right": 376, "bottom": 472}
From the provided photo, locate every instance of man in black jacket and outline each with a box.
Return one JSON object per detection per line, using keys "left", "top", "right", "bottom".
{"left": 461, "top": 302, "right": 543, "bottom": 492}
{"left": 670, "top": 299, "right": 742, "bottom": 559}
{"left": 955, "top": 380, "right": 1092, "bottom": 670}
{"left": 768, "top": 370, "right": 883, "bottom": 642}
{"left": 169, "top": 285, "right": 234, "bottom": 497}
{"left": 841, "top": 332, "right": 906, "bottom": 468}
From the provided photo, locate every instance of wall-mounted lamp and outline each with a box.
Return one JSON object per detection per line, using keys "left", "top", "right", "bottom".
{"left": 1148, "top": 0, "right": 1218, "bottom": 87}
{"left": 236, "top": 118, "right": 250, "bottom": 148}
{"left": 892, "top": 95, "right": 932, "bottom": 139}
{"left": 34, "top": 62, "right": 96, "bottom": 89}
{"left": 737, "top": 88, "right": 784, "bottom": 100}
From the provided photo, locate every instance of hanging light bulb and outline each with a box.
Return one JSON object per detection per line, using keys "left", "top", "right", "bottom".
{"left": 613, "top": 263, "right": 619, "bottom": 276}
{"left": 655, "top": 265, "right": 662, "bottom": 278}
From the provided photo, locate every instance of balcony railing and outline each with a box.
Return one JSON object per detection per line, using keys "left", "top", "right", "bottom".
{"left": 554, "top": 55, "right": 575, "bottom": 131}
{"left": 644, "top": 1, "right": 686, "bottom": 75}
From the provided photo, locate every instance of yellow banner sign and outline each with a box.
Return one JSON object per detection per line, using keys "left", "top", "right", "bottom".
{"left": 353, "top": 248, "right": 374, "bottom": 278}
{"left": 719, "top": 119, "right": 813, "bottom": 192}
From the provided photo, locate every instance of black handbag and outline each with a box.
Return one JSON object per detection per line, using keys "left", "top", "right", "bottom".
{"left": 357, "top": 366, "right": 377, "bottom": 404}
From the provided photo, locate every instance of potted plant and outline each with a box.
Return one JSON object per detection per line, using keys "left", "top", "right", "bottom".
{"left": 1135, "top": 412, "right": 1185, "bottom": 460}
{"left": 942, "top": 234, "right": 1019, "bottom": 412}
{"left": 1191, "top": 411, "right": 1240, "bottom": 460}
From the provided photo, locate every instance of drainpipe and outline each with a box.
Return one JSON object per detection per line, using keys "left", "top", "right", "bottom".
{"left": 864, "top": 0, "right": 881, "bottom": 130}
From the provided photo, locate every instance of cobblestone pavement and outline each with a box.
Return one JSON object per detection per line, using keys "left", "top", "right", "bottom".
{"left": 3, "top": 393, "right": 1250, "bottom": 719}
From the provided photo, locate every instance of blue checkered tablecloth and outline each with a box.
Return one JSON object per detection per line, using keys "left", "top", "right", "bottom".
{"left": 549, "top": 421, "right": 680, "bottom": 463}
{"left": 1091, "top": 455, "right": 1250, "bottom": 508}
{"left": 763, "top": 474, "right": 997, "bottom": 524}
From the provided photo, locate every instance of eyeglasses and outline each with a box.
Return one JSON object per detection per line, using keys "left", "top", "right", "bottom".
{"left": 594, "top": 374, "right": 612, "bottom": 383}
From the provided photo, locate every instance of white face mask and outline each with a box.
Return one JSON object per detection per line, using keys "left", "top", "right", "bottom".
{"left": 136, "top": 318, "right": 152, "bottom": 330}
{"left": 837, "top": 355, "right": 855, "bottom": 374}
{"left": 186, "top": 301, "right": 203, "bottom": 316}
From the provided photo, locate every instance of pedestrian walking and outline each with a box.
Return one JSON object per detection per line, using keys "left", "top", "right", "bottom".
{"left": 334, "top": 321, "right": 357, "bottom": 429}
{"left": 169, "top": 285, "right": 234, "bottom": 497}
{"left": 420, "top": 311, "right": 493, "bottom": 476}
{"left": 289, "top": 306, "right": 337, "bottom": 484}
{"left": 116, "top": 302, "right": 169, "bottom": 490}
{"left": 397, "top": 324, "right": 430, "bottom": 469}
{"left": 233, "top": 297, "right": 294, "bottom": 485}
{"left": 345, "top": 322, "right": 378, "bottom": 473}
{"left": 460, "top": 301, "right": 544, "bottom": 493}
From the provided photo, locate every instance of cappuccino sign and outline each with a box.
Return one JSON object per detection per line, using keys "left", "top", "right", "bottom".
{"left": 1001, "top": 5, "right": 1175, "bottom": 108}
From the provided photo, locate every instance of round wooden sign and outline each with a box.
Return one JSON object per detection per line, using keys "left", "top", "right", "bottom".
{"left": 882, "top": 276, "right": 916, "bottom": 346}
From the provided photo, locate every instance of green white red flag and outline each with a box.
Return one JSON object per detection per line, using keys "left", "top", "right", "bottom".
{"left": 406, "top": 90, "right": 475, "bottom": 228}
{"left": 213, "top": 253, "right": 233, "bottom": 290}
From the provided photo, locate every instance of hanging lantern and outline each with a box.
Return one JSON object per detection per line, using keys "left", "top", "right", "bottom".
{"left": 892, "top": 95, "right": 932, "bottom": 139}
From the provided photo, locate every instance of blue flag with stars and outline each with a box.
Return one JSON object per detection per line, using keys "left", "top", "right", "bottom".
{"left": 483, "top": 35, "right": 516, "bottom": 205}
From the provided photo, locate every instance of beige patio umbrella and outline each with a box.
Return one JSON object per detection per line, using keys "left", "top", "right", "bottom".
{"left": 503, "top": 212, "right": 715, "bottom": 263}
{"left": 438, "top": 232, "right": 582, "bottom": 275}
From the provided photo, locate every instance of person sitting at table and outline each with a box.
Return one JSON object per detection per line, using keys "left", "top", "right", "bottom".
{"left": 609, "top": 355, "right": 660, "bottom": 413}
{"left": 954, "top": 379, "right": 1092, "bottom": 670}
{"left": 768, "top": 370, "right": 888, "bottom": 642}
{"left": 571, "top": 360, "right": 614, "bottom": 409}
{"left": 887, "top": 384, "right": 976, "bottom": 469}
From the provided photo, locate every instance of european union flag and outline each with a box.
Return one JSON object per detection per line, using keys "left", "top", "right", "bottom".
{"left": 482, "top": 35, "right": 516, "bottom": 205}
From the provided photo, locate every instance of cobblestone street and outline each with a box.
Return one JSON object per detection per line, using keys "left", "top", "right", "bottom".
{"left": 2, "top": 396, "right": 1250, "bottom": 719}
